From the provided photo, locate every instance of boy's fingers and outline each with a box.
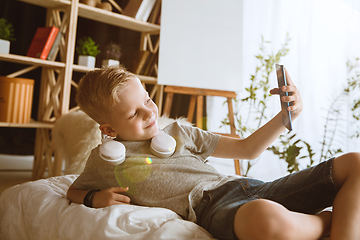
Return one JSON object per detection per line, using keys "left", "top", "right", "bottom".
{"left": 282, "top": 94, "right": 298, "bottom": 104}
{"left": 270, "top": 88, "right": 280, "bottom": 95}
{"left": 111, "top": 187, "right": 131, "bottom": 203}
{"left": 284, "top": 68, "right": 294, "bottom": 86}
{"left": 111, "top": 187, "right": 129, "bottom": 193}
{"left": 281, "top": 85, "right": 297, "bottom": 93}
{"left": 271, "top": 68, "right": 296, "bottom": 94}
{"left": 114, "top": 194, "right": 131, "bottom": 204}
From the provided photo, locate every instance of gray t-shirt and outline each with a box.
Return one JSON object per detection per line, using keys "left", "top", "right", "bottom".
{"left": 73, "top": 122, "right": 239, "bottom": 222}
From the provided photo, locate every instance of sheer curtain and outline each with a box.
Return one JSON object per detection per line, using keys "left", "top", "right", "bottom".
{"left": 207, "top": 0, "right": 360, "bottom": 180}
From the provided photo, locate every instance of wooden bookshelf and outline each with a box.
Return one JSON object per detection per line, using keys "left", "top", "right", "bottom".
{"left": 17, "top": 0, "right": 70, "bottom": 8}
{"left": 78, "top": 3, "right": 160, "bottom": 33}
{"left": 18, "top": 0, "right": 160, "bottom": 33}
{"left": 1, "top": 0, "right": 162, "bottom": 179}
{"left": 0, "top": 120, "right": 54, "bottom": 128}
{"left": 0, "top": 53, "right": 65, "bottom": 69}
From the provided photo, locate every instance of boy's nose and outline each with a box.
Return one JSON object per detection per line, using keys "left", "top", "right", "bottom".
{"left": 143, "top": 107, "right": 153, "bottom": 120}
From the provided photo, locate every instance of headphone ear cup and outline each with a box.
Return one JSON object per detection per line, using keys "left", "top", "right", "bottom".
{"left": 99, "top": 139, "right": 126, "bottom": 165}
{"left": 150, "top": 131, "right": 176, "bottom": 158}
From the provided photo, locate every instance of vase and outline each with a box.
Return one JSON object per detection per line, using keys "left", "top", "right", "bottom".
{"left": 78, "top": 55, "right": 96, "bottom": 68}
{"left": 96, "top": 2, "right": 112, "bottom": 11}
{"left": 102, "top": 59, "right": 120, "bottom": 67}
{"left": 0, "top": 39, "right": 10, "bottom": 54}
{"left": 79, "top": 0, "right": 100, "bottom": 7}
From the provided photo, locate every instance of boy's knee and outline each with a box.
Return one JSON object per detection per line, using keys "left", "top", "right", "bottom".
{"left": 333, "top": 152, "right": 360, "bottom": 187}
{"left": 234, "top": 199, "right": 296, "bottom": 240}
{"left": 349, "top": 152, "right": 360, "bottom": 164}
{"left": 338, "top": 152, "right": 360, "bottom": 166}
{"left": 342, "top": 152, "right": 360, "bottom": 175}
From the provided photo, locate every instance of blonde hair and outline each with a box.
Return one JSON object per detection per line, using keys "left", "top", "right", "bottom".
{"left": 76, "top": 65, "right": 134, "bottom": 124}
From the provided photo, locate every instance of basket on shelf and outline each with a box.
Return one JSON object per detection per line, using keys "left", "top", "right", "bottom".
{"left": 0, "top": 76, "right": 34, "bottom": 124}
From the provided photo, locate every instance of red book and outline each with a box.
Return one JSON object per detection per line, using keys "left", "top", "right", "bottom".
{"left": 26, "top": 26, "right": 59, "bottom": 60}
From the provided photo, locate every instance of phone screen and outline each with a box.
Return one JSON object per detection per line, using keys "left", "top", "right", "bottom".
{"left": 276, "top": 64, "right": 292, "bottom": 131}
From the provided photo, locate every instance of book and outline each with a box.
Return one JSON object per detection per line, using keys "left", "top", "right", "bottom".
{"left": 148, "top": 0, "right": 161, "bottom": 24}
{"left": 26, "top": 26, "right": 59, "bottom": 60}
{"left": 108, "top": 0, "right": 123, "bottom": 13}
{"left": 47, "top": 31, "right": 63, "bottom": 60}
{"left": 123, "top": 0, "right": 143, "bottom": 18}
{"left": 136, "top": 0, "right": 157, "bottom": 21}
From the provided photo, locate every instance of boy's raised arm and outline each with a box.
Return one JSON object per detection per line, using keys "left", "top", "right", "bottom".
{"left": 212, "top": 112, "right": 286, "bottom": 160}
{"left": 211, "top": 68, "right": 302, "bottom": 160}
{"left": 67, "top": 184, "right": 131, "bottom": 208}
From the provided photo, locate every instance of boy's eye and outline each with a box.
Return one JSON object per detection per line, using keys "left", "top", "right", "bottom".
{"left": 129, "top": 111, "right": 137, "bottom": 119}
{"left": 146, "top": 98, "right": 151, "bottom": 104}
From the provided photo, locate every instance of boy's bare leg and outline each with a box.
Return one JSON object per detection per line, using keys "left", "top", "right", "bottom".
{"left": 233, "top": 199, "right": 332, "bottom": 240}
{"left": 330, "top": 152, "right": 360, "bottom": 239}
{"left": 233, "top": 152, "right": 360, "bottom": 240}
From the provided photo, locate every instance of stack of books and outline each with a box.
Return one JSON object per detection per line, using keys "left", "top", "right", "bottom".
{"left": 122, "top": 0, "right": 161, "bottom": 23}
{"left": 26, "top": 26, "right": 63, "bottom": 61}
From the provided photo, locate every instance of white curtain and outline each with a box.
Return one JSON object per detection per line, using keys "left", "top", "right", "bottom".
{"left": 206, "top": 0, "right": 360, "bottom": 180}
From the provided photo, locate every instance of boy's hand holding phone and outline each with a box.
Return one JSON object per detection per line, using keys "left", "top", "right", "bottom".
{"left": 270, "top": 66, "right": 303, "bottom": 129}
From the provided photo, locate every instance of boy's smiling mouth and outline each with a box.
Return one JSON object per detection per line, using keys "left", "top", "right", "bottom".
{"left": 145, "top": 116, "right": 157, "bottom": 129}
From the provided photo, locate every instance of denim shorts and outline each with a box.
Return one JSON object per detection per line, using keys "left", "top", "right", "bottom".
{"left": 195, "top": 158, "right": 338, "bottom": 240}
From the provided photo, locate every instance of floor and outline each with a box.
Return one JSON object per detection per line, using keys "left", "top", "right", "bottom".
{"left": 0, "top": 154, "right": 35, "bottom": 193}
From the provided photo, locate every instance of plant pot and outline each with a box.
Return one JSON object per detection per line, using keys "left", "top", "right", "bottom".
{"left": 102, "top": 59, "right": 120, "bottom": 67}
{"left": 96, "top": 2, "right": 112, "bottom": 11}
{"left": 78, "top": 55, "right": 96, "bottom": 68}
{"left": 79, "top": 0, "right": 100, "bottom": 7}
{"left": 0, "top": 76, "right": 34, "bottom": 123}
{"left": 0, "top": 39, "right": 10, "bottom": 54}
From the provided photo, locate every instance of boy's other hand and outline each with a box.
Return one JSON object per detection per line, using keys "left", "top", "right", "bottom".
{"left": 270, "top": 68, "right": 303, "bottom": 120}
{"left": 92, "top": 187, "right": 131, "bottom": 208}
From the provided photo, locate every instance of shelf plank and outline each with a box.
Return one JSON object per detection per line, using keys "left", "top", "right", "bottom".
{"left": 135, "top": 74, "right": 157, "bottom": 84}
{"left": 78, "top": 3, "right": 160, "bottom": 33}
{"left": 0, "top": 120, "right": 54, "bottom": 129}
{"left": 0, "top": 53, "right": 65, "bottom": 69}
{"left": 17, "top": 0, "right": 70, "bottom": 8}
{"left": 72, "top": 64, "right": 93, "bottom": 73}
{"left": 18, "top": 0, "right": 160, "bottom": 33}
{"left": 72, "top": 64, "right": 157, "bottom": 84}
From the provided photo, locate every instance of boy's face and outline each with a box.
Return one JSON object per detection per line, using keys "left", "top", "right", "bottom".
{"left": 101, "top": 77, "right": 159, "bottom": 141}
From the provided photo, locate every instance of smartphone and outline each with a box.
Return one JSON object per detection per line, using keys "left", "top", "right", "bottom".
{"left": 275, "top": 64, "right": 292, "bottom": 131}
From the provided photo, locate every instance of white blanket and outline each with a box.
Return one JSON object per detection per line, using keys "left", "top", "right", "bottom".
{"left": 0, "top": 175, "right": 215, "bottom": 240}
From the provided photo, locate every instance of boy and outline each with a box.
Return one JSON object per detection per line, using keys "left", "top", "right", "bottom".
{"left": 67, "top": 65, "right": 360, "bottom": 240}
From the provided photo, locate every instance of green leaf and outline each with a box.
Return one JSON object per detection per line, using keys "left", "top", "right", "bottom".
{"left": 0, "top": 18, "right": 16, "bottom": 41}
{"left": 76, "top": 36, "right": 101, "bottom": 57}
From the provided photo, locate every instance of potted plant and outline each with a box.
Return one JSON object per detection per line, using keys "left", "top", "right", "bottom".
{"left": 79, "top": 0, "right": 112, "bottom": 11}
{"left": 75, "top": 36, "right": 100, "bottom": 68}
{"left": 0, "top": 18, "right": 16, "bottom": 54}
{"left": 79, "top": 0, "right": 100, "bottom": 7}
{"left": 102, "top": 42, "right": 122, "bottom": 67}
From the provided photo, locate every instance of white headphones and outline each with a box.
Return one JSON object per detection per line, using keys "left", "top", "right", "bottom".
{"left": 150, "top": 131, "right": 177, "bottom": 157}
{"left": 99, "top": 131, "right": 177, "bottom": 165}
{"left": 99, "top": 136, "right": 126, "bottom": 165}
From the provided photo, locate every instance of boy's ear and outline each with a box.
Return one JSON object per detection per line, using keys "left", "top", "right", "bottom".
{"left": 99, "top": 124, "right": 117, "bottom": 137}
